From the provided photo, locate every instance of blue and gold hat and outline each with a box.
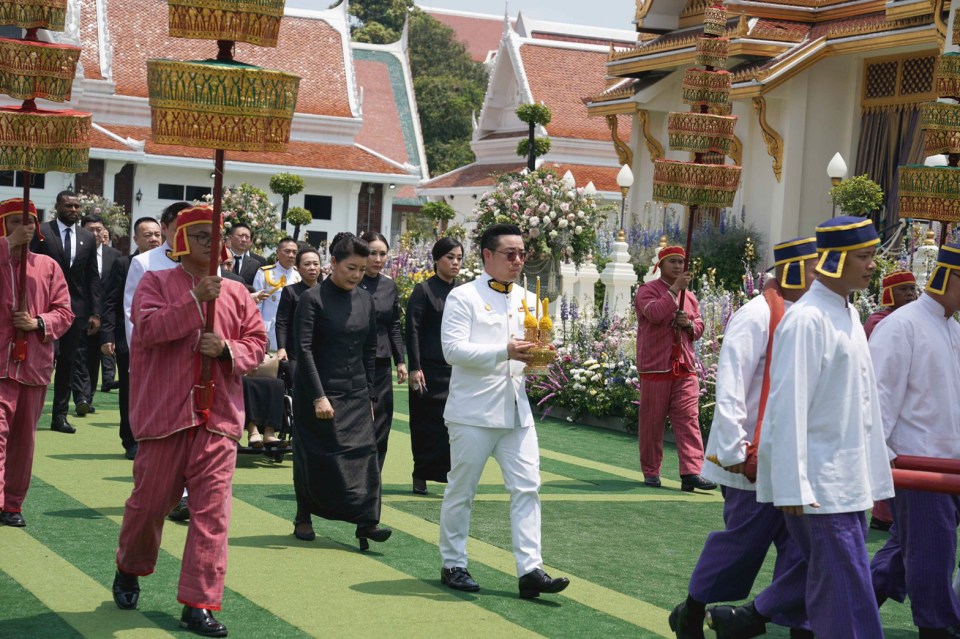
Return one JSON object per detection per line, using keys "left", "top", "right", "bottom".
{"left": 773, "top": 237, "right": 817, "bottom": 289}
{"left": 814, "top": 216, "right": 879, "bottom": 278}
{"left": 925, "top": 244, "right": 960, "bottom": 294}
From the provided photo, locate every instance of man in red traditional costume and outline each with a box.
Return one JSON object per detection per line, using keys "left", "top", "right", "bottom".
{"left": 0, "top": 199, "right": 74, "bottom": 527}
{"left": 634, "top": 246, "right": 716, "bottom": 492}
{"left": 112, "top": 205, "right": 266, "bottom": 637}
{"left": 864, "top": 270, "right": 917, "bottom": 338}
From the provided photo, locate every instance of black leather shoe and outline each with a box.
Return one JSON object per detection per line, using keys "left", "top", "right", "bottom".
{"left": 706, "top": 602, "right": 767, "bottom": 639}
{"left": 51, "top": 418, "right": 76, "bottom": 434}
{"left": 293, "top": 520, "right": 315, "bottom": 542}
{"left": 669, "top": 601, "right": 706, "bottom": 639}
{"left": 112, "top": 570, "right": 140, "bottom": 610}
{"left": 75, "top": 401, "right": 91, "bottom": 417}
{"left": 440, "top": 567, "right": 480, "bottom": 592}
{"left": 0, "top": 511, "right": 25, "bottom": 527}
{"left": 681, "top": 475, "right": 718, "bottom": 492}
{"left": 518, "top": 568, "right": 570, "bottom": 599}
{"left": 790, "top": 629, "right": 815, "bottom": 639}
{"left": 355, "top": 525, "right": 391, "bottom": 550}
{"left": 124, "top": 443, "right": 138, "bottom": 461}
{"left": 869, "top": 516, "right": 892, "bottom": 532}
{"left": 644, "top": 475, "right": 662, "bottom": 488}
{"left": 919, "top": 627, "right": 960, "bottom": 639}
{"left": 168, "top": 497, "right": 190, "bottom": 522}
{"left": 412, "top": 478, "right": 428, "bottom": 495}
{"left": 180, "top": 605, "right": 228, "bottom": 637}
{"left": 101, "top": 381, "right": 120, "bottom": 392}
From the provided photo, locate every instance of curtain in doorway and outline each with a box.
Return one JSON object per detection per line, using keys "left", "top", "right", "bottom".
{"left": 854, "top": 107, "right": 925, "bottom": 233}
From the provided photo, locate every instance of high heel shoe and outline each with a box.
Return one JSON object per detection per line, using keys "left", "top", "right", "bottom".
{"left": 293, "top": 519, "right": 315, "bottom": 542}
{"left": 355, "top": 525, "right": 391, "bottom": 551}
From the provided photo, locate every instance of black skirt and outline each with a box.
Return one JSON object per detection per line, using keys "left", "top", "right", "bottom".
{"left": 292, "top": 388, "right": 380, "bottom": 525}
{"left": 372, "top": 358, "right": 394, "bottom": 471}
{"left": 242, "top": 377, "right": 285, "bottom": 430}
{"left": 408, "top": 361, "right": 452, "bottom": 482}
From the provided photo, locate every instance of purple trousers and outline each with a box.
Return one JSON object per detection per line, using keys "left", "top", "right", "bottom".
{"left": 689, "top": 487, "right": 806, "bottom": 627}
{"left": 871, "top": 489, "right": 960, "bottom": 628}
{"left": 756, "top": 512, "right": 882, "bottom": 639}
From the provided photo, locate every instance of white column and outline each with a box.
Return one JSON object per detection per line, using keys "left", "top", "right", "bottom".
{"left": 599, "top": 237, "right": 638, "bottom": 317}
{"left": 574, "top": 261, "right": 601, "bottom": 316}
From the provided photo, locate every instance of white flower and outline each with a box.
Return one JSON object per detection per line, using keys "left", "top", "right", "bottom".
{"left": 529, "top": 216, "right": 540, "bottom": 226}
{"left": 529, "top": 228, "right": 541, "bottom": 238}
{"left": 592, "top": 373, "right": 601, "bottom": 382}
{"left": 558, "top": 219, "right": 568, "bottom": 229}
{"left": 574, "top": 226, "right": 583, "bottom": 235}
{"left": 589, "top": 389, "right": 598, "bottom": 396}
{"left": 583, "top": 359, "right": 598, "bottom": 366}
{"left": 577, "top": 211, "right": 585, "bottom": 219}
{"left": 549, "top": 211, "right": 557, "bottom": 219}
{"left": 549, "top": 230, "right": 558, "bottom": 239}
{"left": 588, "top": 363, "right": 601, "bottom": 371}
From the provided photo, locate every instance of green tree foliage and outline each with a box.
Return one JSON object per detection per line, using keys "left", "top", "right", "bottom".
{"left": 286, "top": 206, "right": 312, "bottom": 242}
{"left": 346, "top": 0, "right": 413, "bottom": 44}
{"left": 516, "top": 104, "right": 552, "bottom": 170}
{"left": 829, "top": 174, "right": 884, "bottom": 217}
{"left": 269, "top": 172, "right": 304, "bottom": 232}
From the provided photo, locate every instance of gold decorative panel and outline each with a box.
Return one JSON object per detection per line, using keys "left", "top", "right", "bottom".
{"left": 862, "top": 52, "right": 937, "bottom": 112}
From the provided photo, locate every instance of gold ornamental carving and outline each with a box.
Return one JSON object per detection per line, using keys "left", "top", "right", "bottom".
{"left": 606, "top": 114, "right": 636, "bottom": 167}
{"left": 752, "top": 97, "right": 783, "bottom": 182}
{"left": 636, "top": 109, "right": 664, "bottom": 163}
{"left": 730, "top": 134, "right": 743, "bottom": 166}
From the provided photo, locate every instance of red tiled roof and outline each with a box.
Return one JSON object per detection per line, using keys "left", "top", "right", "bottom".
{"left": 420, "top": 161, "right": 624, "bottom": 192}
{"left": 91, "top": 125, "right": 409, "bottom": 175}
{"left": 530, "top": 33, "right": 635, "bottom": 47}
{"left": 519, "top": 43, "right": 632, "bottom": 142}
{"left": 79, "top": 0, "right": 102, "bottom": 80}
{"left": 750, "top": 19, "right": 810, "bottom": 42}
{"left": 102, "top": 0, "right": 353, "bottom": 117}
{"left": 425, "top": 10, "right": 510, "bottom": 63}
{"left": 355, "top": 58, "right": 409, "bottom": 166}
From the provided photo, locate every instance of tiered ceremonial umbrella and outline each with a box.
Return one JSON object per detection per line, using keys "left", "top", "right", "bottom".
{"left": 652, "top": 2, "right": 742, "bottom": 308}
{"left": 0, "top": 0, "right": 91, "bottom": 361}
{"left": 147, "top": 0, "right": 300, "bottom": 413}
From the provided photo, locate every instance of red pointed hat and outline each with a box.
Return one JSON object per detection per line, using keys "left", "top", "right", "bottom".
{"left": 170, "top": 204, "right": 228, "bottom": 260}
{"left": 880, "top": 270, "right": 916, "bottom": 306}
{"left": 654, "top": 245, "right": 685, "bottom": 272}
{"left": 0, "top": 198, "right": 43, "bottom": 239}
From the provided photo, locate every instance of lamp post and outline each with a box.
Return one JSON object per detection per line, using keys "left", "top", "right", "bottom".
{"left": 616, "top": 164, "right": 634, "bottom": 241}
{"left": 827, "top": 152, "right": 847, "bottom": 216}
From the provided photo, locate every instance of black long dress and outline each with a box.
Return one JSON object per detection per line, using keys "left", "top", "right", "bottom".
{"left": 404, "top": 275, "right": 455, "bottom": 482}
{"left": 275, "top": 280, "right": 313, "bottom": 384}
{"left": 292, "top": 278, "right": 380, "bottom": 525}
{"left": 358, "top": 273, "right": 405, "bottom": 471}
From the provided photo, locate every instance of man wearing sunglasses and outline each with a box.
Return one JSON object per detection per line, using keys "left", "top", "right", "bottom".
{"left": 438, "top": 223, "right": 570, "bottom": 600}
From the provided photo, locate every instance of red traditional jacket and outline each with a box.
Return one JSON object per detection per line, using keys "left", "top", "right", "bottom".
{"left": 130, "top": 267, "right": 266, "bottom": 442}
{"left": 634, "top": 278, "right": 704, "bottom": 377}
{"left": 0, "top": 237, "right": 74, "bottom": 386}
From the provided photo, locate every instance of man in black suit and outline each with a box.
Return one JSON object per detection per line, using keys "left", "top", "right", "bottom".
{"left": 72, "top": 214, "right": 120, "bottom": 415}
{"left": 31, "top": 190, "right": 101, "bottom": 433}
{"left": 226, "top": 223, "right": 265, "bottom": 291}
{"left": 101, "top": 216, "right": 163, "bottom": 459}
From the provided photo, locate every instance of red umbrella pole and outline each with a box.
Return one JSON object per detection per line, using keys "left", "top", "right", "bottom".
{"left": 195, "top": 149, "right": 225, "bottom": 413}
{"left": 12, "top": 176, "right": 31, "bottom": 362}
{"left": 895, "top": 455, "right": 960, "bottom": 475}
{"left": 892, "top": 468, "right": 960, "bottom": 496}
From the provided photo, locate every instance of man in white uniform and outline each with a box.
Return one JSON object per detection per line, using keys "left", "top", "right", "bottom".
{"left": 710, "top": 216, "right": 894, "bottom": 639}
{"left": 672, "top": 238, "right": 818, "bottom": 639}
{"left": 438, "top": 223, "right": 570, "bottom": 599}
{"left": 252, "top": 237, "right": 300, "bottom": 351}
{"left": 870, "top": 244, "right": 960, "bottom": 639}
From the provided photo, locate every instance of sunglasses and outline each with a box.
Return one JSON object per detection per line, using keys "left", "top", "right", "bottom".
{"left": 496, "top": 249, "right": 528, "bottom": 262}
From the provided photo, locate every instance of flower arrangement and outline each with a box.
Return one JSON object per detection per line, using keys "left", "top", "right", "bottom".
{"left": 76, "top": 192, "right": 129, "bottom": 240}
{"left": 202, "top": 183, "right": 282, "bottom": 252}
{"left": 471, "top": 167, "right": 611, "bottom": 267}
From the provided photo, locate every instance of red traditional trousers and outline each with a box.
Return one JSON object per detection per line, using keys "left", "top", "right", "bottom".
{"left": 116, "top": 426, "right": 237, "bottom": 610}
{"left": 0, "top": 379, "right": 46, "bottom": 513}
{"left": 638, "top": 374, "right": 704, "bottom": 477}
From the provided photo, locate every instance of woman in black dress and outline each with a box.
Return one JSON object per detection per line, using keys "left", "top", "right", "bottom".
{"left": 292, "top": 233, "right": 391, "bottom": 550}
{"left": 406, "top": 237, "right": 463, "bottom": 494}
{"left": 358, "top": 231, "right": 406, "bottom": 471}
{"left": 275, "top": 246, "right": 322, "bottom": 387}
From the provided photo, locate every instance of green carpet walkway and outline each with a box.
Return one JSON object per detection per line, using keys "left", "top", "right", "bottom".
{"left": 0, "top": 383, "right": 926, "bottom": 638}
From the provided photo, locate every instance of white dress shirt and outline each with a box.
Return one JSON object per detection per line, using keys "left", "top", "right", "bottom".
{"left": 870, "top": 293, "right": 960, "bottom": 461}
{"left": 441, "top": 272, "right": 538, "bottom": 429}
{"left": 702, "top": 294, "right": 794, "bottom": 491}
{"left": 123, "top": 241, "right": 177, "bottom": 344}
{"left": 756, "top": 280, "right": 894, "bottom": 514}
{"left": 56, "top": 219, "right": 78, "bottom": 266}
{"left": 253, "top": 262, "right": 300, "bottom": 350}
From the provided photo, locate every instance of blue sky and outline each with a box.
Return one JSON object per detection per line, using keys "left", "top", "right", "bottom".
{"left": 285, "top": 0, "right": 635, "bottom": 31}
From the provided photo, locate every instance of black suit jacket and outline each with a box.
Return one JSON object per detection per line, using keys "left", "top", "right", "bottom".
{"left": 233, "top": 252, "right": 266, "bottom": 289}
{"left": 101, "top": 253, "right": 132, "bottom": 353}
{"left": 100, "top": 245, "right": 120, "bottom": 283}
{"left": 32, "top": 220, "right": 101, "bottom": 320}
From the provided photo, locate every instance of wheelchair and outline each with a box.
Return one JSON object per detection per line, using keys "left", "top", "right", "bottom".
{"left": 237, "top": 358, "right": 294, "bottom": 463}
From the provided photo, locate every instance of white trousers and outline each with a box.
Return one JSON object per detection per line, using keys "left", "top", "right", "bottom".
{"left": 439, "top": 422, "right": 542, "bottom": 577}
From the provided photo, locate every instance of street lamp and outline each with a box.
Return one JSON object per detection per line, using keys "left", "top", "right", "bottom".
{"left": 616, "top": 164, "right": 634, "bottom": 241}
{"left": 827, "top": 152, "right": 847, "bottom": 216}
{"left": 925, "top": 154, "right": 949, "bottom": 167}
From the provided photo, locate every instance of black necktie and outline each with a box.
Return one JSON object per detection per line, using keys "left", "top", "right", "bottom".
{"left": 233, "top": 255, "right": 241, "bottom": 275}
{"left": 64, "top": 227, "right": 72, "bottom": 266}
